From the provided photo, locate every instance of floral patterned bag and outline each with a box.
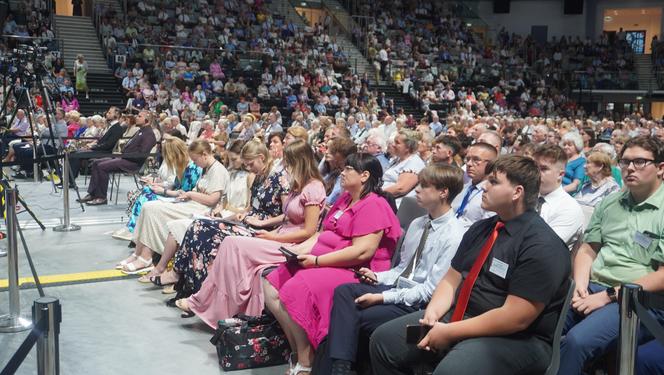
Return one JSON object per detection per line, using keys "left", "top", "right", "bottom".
{"left": 210, "top": 311, "right": 291, "bottom": 371}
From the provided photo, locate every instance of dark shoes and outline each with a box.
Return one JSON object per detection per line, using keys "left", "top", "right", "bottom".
{"left": 77, "top": 194, "right": 93, "bottom": 203}
{"left": 86, "top": 198, "right": 107, "bottom": 206}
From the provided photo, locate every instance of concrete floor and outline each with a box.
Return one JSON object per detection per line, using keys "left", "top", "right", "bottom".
{"left": 0, "top": 177, "right": 287, "bottom": 374}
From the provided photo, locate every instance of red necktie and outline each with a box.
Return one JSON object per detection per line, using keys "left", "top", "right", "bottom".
{"left": 450, "top": 221, "right": 505, "bottom": 322}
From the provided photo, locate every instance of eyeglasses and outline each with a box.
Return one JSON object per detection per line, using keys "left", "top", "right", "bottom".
{"left": 464, "top": 156, "right": 491, "bottom": 165}
{"left": 618, "top": 158, "right": 655, "bottom": 170}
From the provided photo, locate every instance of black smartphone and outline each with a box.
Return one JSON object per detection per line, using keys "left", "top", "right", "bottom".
{"left": 352, "top": 269, "right": 378, "bottom": 284}
{"left": 405, "top": 324, "right": 432, "bottom": 344}
{"left": 279, "top": 247, "right": 299, "bottom": 264}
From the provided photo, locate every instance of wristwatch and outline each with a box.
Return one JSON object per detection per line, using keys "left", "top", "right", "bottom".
{"left": 606, "top": 287, "right": 617, "bottom": 302}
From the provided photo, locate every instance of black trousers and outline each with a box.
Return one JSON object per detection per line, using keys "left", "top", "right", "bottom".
{"left": 14, "top": 143, "right": 59, "bottom": 174}
{"left": 68, "top": 150, "right": 106, "bottom": 179}
{"left": 369, "top": 311, "right": 552, "bottom": 375}
{"left": 87, "top": 157, "right": 139, "bottom": 199}
{"left": 319, "top": 283, "right": 418, "bottom": 375}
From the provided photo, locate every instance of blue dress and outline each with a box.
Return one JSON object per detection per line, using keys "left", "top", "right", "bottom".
{"left": 563, "top": 157, "right": 586, "bottom": 188}
{"left": 127, "top": 162, "right": 202, "bottom": 232}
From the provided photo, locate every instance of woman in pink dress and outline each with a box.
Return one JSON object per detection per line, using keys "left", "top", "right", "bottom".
{"left": 264, "top": 153, "right": 401, "bottom": 375}
{"left": 176, "top": 140, "right": 327, "bottom": 326}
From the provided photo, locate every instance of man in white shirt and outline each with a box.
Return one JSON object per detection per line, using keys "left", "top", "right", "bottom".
{"left": 532, "top": 145, "right": 584, "bottom": 251}
{"left": 378, "top": 115, "right": 397, "bottom": 140}
{"left": 322, "top": 164, "right": 466, "bottom": 375}
{"left": 170, "top": 116, "right": 187, "bottom": 137}
{"left": 379, "top": 48, "right": 389, "bottom": 80}
{"left": 451, "top": 142, "right": 498, "bottom": 228}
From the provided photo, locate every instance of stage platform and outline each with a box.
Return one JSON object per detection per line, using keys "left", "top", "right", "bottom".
{"left": 0, "top": 176, "right": 287, "bottom": 375}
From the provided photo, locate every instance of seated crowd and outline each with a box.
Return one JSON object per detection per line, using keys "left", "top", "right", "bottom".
{"left": 1, "top": 2, "right": 664, "bottom": 374}
{"left": 2, "top": 51, "right": 664, "bottom": 375}
{"left": 46, "top": 93, "right": 663, "bottom": 375}
{"left": 348, "top": 0, "right": 638, "bottom": 116}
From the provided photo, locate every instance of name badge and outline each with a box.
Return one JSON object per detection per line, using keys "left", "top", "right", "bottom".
{"left": 333, "top": 210, "right": 344, "bottom": 220}
{"left": 634, "top": 231, "right": 653, "bottom": 249}
{"left": 396, "top": 276, "right": 418, "bottom": 289}
{"left": 489, "top": 258, "right": 509, "bottom": 279}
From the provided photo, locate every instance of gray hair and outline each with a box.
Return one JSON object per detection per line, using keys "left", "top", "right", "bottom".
{"left": 592, "top": 142, "right": 617, "bottom": 160}
{"left": 366, "top": 130, "right": 387, "bottom": 152}
{"left": 560, "top": 132, "right": 584, "bottom": 153}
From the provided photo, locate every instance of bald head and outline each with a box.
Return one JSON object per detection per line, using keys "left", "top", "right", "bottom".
{"left": 477, "top": 131, "right": 502, "bottom": 154}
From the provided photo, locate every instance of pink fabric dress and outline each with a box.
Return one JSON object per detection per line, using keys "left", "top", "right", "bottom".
{"left": 188, "top": 180, "right": 326, "bottom": 328}
{"left": 266, "top": 192, "right": 402, "bottom": 348}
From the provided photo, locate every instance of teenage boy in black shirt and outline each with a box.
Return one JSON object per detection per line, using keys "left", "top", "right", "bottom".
{"left": 369, "top": 155, "right": 571, "bottom": 375}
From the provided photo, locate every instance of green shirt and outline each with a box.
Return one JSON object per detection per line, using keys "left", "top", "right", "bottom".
{"left": 585, "top": 183, "right": 664, "bottom": 287}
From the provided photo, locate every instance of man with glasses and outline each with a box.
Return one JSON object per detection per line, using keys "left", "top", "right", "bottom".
{"left": 451, "top": 142, "right": 497, "bottom": 229}
{"left": 363, "top": 132, "right": 390, "bottom": 170}
{"left": 559, "top": 136, "right": 664, "bottom": 374}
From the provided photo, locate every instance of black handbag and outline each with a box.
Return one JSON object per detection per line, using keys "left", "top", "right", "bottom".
{"left": 210, "top": 312, "right": 291, "bottom": 371}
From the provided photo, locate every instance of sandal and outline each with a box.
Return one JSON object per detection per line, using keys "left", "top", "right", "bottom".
{"left": 290, "top": 363, "right": 312, "bottom": 375}
{"left": 115, "top": 253, "right": 138, "bottom": 270}
{"left": 161, "top": 285, "right": 176, "bottom": 294}
{"left": 121, "top": 256, "right": 153, "bottom": 275}
{"left": 175, "top": 298, "right": 195, "bottom": 318}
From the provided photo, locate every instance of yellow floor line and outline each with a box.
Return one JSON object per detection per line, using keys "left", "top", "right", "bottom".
{"left": 0, "top": 269, "right": 131, "bottom": 288}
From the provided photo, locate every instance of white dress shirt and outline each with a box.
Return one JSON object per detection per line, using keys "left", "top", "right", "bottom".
{"left": 376, "top": 210, "right": 465, "bottom": 306}
{"left": 451, "top": 180, "right": 495, "bottom": 229}
{"left": 539, "top": 185, "right": 585, "bottom": 251}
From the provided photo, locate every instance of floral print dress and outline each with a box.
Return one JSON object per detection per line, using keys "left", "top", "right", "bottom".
{"left": 126, "top": 162, "right": 202, "bottom": 233}
{"left": 173, "top": 165, "right": 289, "bottom": 296}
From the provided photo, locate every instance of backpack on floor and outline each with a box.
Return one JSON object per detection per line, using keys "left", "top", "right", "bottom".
{"left": 210, "top": 311, "right": 291, "bottom": 371}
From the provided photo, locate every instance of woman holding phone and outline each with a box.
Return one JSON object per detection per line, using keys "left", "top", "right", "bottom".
{"left": 168, "top": 139, "right": 289, "bottom": 296}
{"left": 264, "top": 153, "right": 401, "bottom": 375}
{"left": 175, "top": 140, "right": 326, "bottom": 323}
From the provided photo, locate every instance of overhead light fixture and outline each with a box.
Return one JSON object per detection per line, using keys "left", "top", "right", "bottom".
{"left": 604, "top": 16, "right": 612, "bottom": 22}
{"left": 636, "top": 96, "right": 643, "bottom": 100}
{"left": 466, "top": 23, "right": 472, "bottom": 27}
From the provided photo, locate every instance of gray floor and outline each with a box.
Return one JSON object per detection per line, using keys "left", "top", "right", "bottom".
{"left": 0, "top": 177, "right": 287, "bottom": 374}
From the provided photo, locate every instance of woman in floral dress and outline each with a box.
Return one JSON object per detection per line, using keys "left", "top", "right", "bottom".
{"left": 171, "top": 139, "right": 289, "bottom": 298}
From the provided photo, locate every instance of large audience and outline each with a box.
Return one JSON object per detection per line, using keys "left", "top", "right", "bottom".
{"left": 1, "top": 1, "right": 664, "bottom": 374}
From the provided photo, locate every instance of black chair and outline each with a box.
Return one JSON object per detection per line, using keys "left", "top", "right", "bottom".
{"left": 396, "top": 196, "right": 426, "bottom": 232}
{"left": 544, "top": 279, "right": 576, "bottom": 375}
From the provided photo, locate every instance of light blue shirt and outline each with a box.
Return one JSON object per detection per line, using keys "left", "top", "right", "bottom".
{"left": 451, "top": 180, "right": 495, "bottom": 229}
{"left": 376, "top": 210, "right": 465, "bottom": 306}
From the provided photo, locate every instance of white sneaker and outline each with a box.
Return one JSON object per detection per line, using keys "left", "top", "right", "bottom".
{"left": 112, "top": 227, "right": 133, "bottom": 241}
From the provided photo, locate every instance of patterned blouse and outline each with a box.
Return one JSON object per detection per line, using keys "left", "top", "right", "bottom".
{"left": 247, "top": 163, "right": 290, "bottom": 220}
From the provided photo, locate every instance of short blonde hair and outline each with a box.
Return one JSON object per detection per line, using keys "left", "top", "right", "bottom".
{"left": 587, "top": 151, "right": 613, "bottom": 178}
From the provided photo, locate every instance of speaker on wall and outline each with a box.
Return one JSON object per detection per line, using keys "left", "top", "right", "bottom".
{"left": 564, "top": 0, "right": 583, "bottom": 14}
{"left": 493, "top": 0, "right": 510, "bottom": 14}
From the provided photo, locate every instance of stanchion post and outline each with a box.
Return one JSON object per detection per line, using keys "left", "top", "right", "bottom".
{"left": 618, "top": 283, "right": 642, "bottom": 375}
{"left": 33, "top": 297, "right": 61, "bottom": 375}
{"left": 0, "top": 187, "right": 33, "bottom": 332}
{"left": 53, "top": 152, "right": 80, "bottom": 232}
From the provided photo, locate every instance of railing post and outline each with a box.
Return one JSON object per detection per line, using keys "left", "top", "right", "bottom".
{"left": 53, "top": 152, "right": 80, "bottom": 232}
{"left": 0, "top": 187, "right": 33, "bottom": 332}
{"left": 34, "top": 297, "right": 61, "bottom": 375}
{"left": 618, "top": 283, "right": 642, "bottom": 375}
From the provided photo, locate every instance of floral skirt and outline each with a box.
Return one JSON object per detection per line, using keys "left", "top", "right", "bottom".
{"left": 173, "top": 218, "right": 255, "bottom": 296}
